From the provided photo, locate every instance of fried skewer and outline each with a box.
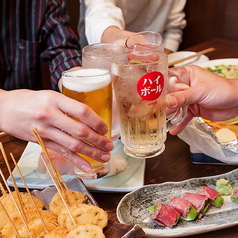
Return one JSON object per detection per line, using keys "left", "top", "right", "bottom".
{"left": 0, "top": 169, "right": 33, "bottom": 238}
{"left": 0, "top": 200, "right": 21, "bottom": 238}
{"left": 32, "top": 129, "right": 68, "bottom": 191}
{"left": 10, "top": 153, "right": 48, "bottom": 232}
{"left": 32, "top": 128, "right": 76, "bottom": 226}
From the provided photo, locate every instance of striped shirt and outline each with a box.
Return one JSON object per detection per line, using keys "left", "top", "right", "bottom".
{"left": 0, "top": 0, "right": 82, "bottom": 91}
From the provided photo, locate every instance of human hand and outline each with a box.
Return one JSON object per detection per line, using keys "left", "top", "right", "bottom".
{"left": 0, "top": 89, "right": 114, "bottom": 172}
{"left": 166, "top": 65, "right": 238, "bottom": 134}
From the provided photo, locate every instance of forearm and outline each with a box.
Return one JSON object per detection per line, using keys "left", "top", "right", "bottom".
{"left": 101, "top": 26, "right": 134, "bottom": 43}
{"left": 84, "top": 0, "right": 125, "bottom": 44}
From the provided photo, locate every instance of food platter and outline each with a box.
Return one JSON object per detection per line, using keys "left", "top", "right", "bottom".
{"left": 7, "top": 139, "right": 145, "bottom": 192}
{"left": 117, "top": 169, "right": 238, "bottom": 237}
{"left": 194, "top": 58, "right": 238, "bottom": 69}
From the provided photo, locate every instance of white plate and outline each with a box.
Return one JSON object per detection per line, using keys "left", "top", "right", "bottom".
{"left": 193, "top": 58, "right": 238, "bottom": 68}
{"left": 168, "top": 51, "right": 209, "bottom": 67}
{"left": 117, "top": 169, "right": 238, "bottom": 237}
{"left": 7, "top": 140, "right": 145, "bottom": 192}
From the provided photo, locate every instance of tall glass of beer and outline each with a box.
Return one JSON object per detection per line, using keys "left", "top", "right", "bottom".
{"left": 61, "top": 68, "right": 112, "bottom": 179}
{"left": 111, "top": 50, "right": 187, "bottom": 159}
{"left": 82, "top": 43, "right": 125, "bottom": 141}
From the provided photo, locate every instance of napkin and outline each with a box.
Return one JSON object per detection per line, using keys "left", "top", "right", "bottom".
{"left": 178, "top": 118, "right": 238, "bottom": 164}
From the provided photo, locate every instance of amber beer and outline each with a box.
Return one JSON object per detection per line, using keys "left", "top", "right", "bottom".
{"left": 61, "top": 68, "right": 112, "bottom": 179}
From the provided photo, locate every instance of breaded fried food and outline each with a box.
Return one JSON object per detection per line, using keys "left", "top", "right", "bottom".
{"left": 66, "top": 224, "right": 105, "bottom": 238}
{"left": 41, "top": 227, "right": 69, "bottom": 238}
{"left": 0, "top": 192, "right": 45, "bottom": 230}
{"left": 58, "top": 204, "right": 108, "bottom": 230}
{"left": 49, "top": 190, "right": 86, "bottom": 215}
{"left": 0, "top": 191, "right": 44, "bottom": 209}
{"left": 1, "top": 208, "right": 58, "bottom": 238}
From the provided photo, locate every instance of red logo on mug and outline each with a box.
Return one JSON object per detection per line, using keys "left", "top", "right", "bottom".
{"left": 137, "top": 71, "right": 164, "bottom": 101}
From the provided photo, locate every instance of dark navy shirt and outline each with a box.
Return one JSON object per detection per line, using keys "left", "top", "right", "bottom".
{"left": 0, "top": 0, "right": 82, "bottom": 91}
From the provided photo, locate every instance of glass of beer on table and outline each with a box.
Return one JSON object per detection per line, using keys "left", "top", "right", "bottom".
{"left": 125, "top": 31, "right": 164, "bottom": 52}
{"left": 111, "top": 50, "right": 187, "bottom": 159}
{"left": 61, "top": 68, "right": 112, "bottom": 179}
{"left": 82, "top": 43, "right": 125, "bottom": 141}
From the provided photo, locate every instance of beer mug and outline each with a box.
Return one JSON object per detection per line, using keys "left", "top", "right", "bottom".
{"left": 111, "top": 50, "right": 187, "bottom": 159}
{"left": 125, "top": 31, "right": 164, "bottom": 52}
{"left": 82, "top": 43, "right": 126, "bottom": 141}
{"left": 61, "top": 68, "right": 112, "bottom": 179}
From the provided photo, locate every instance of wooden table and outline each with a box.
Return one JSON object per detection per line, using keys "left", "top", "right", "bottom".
{"left": 1, "top": 38, "right": 238, "bottom": 238}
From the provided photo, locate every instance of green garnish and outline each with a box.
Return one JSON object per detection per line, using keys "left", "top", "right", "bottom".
{"left": 201, "top": 201, "right": 211, "bottom": 214}
{"left": 182, "top": 206, "right": 198, "bottom": 221}
{"left": 212, "top": 195, "right": 224, "bottom": 207}
{"left": 216, "top": 178, "right": 233, "bottom": 195}
{"left": 148, "top": 205, "right": 158, "bottom": 212}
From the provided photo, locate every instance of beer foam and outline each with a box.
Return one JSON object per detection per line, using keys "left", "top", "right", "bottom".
{"left": 62, "top": 68, "right": 111, "bottom": 92}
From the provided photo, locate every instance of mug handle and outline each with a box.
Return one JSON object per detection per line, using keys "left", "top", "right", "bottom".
{"left": 166, "top": 67, "right": 189, "bottom": 131}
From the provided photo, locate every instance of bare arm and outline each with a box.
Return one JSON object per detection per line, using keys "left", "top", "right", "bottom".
{"left": 0, "top": 89, "right": 114, "bottom": 172}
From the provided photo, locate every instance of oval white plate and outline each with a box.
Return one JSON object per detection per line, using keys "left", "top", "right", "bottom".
{"left": 193, "top": 58, "right": 238, "bottom": 68}
{"left": 117, "top": 169, "right": 238, "bottom": 237}
{"left": 168, "top": 51, "right": 209, "bottom": 67}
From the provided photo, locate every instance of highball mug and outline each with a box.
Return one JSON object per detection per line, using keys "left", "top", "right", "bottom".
{"left": 61, "top": 68, "right": 112, "bottom": 179}
{"left": 111, "top": 50, "right": 187, "bottom": 159}
{"left": 125, "top": 31, "right": 164, "bottom": 52}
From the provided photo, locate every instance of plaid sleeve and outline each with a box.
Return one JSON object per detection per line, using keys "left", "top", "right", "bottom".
{"left": 40, "top": 0, "right": 82, "bottom": 90}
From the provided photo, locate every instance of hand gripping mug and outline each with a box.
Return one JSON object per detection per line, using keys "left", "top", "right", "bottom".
{"left": 111, "top": 50, "right": 187, "bottom": 159}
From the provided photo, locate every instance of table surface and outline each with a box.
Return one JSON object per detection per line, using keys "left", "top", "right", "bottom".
{"left": 1, "top": 38, "right": 238, "bottom": 238}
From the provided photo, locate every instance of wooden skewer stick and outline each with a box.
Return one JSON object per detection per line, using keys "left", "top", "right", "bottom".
{"left": 10, "top": 153, "right": 48, "bottom": 232}
{"left": 32, "top": 128, "right": 76, "bottom": 226}
{"left": 168, "top": 47, "right": 215, "bottom": 66}
{"left": 0, "top": 169, "right": 32, "bottom": 238}
{"left": 39, "top": 154, "right": 76, "bottom": 226}
{"left": 32, "top": 129, "right": 68, "bottom": 191}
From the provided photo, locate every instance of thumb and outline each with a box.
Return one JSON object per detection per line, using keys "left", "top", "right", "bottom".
{"left": 166, "top": 87, "right": 198, "bottom": 109}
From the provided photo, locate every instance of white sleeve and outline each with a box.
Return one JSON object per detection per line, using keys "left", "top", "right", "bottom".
{"left": 163, "top": 0, "right": 187, "bottom": 52}
{"left": 84, "top": 0, "right": 125, "bottom": 44}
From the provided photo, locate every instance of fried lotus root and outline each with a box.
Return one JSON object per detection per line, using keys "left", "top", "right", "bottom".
{"left": 41, "top": 227, "right": 69, "bottom": 238}
{"left": 49, "top": 190, "right": 86, "bottom": 215}
{"left": 58, "top": 204, "right": 108, "bottom": 230}
{"left": 66, "top": 224, "right": 105, "bottom": 238}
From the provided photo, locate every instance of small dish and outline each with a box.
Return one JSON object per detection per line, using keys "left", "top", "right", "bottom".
{"left": 7, "top": 140, "right": 145, "bottom": 192}
{"left": 168, "top": 51, "right": 209, "bottom": 67}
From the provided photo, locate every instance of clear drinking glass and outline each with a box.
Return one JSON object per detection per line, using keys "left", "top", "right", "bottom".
{"left": 82, "top": 43, "right": 126, "bottom": 141}
{"left": 61, "top": 68, "right": 112, "bottom": 179}
{"left": 125, "top": 31, "right": 164, "bottom": 52}
{"left": 111, "top": 50, "right": 187, "bottom": 159}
